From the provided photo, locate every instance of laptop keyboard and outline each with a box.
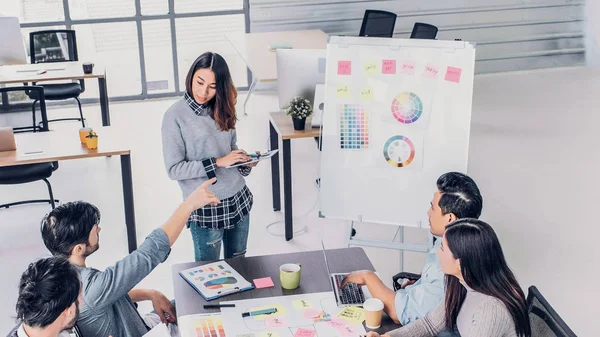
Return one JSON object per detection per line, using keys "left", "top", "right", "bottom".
{"left": 335, "top": 274, "right": 365, "bottom": 305}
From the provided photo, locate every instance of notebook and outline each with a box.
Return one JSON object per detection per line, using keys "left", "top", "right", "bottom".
{"left": 179, "top": 261, "right": 254, "bottom": 301}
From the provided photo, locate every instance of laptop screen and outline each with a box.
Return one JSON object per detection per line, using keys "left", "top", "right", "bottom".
{"left": 320, "top": 240, "right": 336, "bottom": 294}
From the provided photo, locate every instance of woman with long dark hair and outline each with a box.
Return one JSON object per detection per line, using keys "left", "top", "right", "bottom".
{"left": 162, "top": 52, "right": 256, "bottom": 261}
{"left": 368, "top": 219, "right": 531, "bottom": 337}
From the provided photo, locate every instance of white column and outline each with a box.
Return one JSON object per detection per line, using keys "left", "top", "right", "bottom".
{"left": 586, "top": 1, "right": 600, "bottom": 67}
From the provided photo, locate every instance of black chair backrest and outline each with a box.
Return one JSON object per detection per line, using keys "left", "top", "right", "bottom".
{"left": 527, "top": 286, "right": 577, "bottom": 337}
{"left": 29, "top": 30, "right": 78, "bottom": 64}
{"left": 359, "top": 10, "right": 397, "bottom": 38}
{"left": 410, "top": 22, "right": 438, "bottom": 40}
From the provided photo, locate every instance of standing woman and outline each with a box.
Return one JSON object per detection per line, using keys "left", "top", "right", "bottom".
{"left": 368, "top": 219, "right": 531, "bottom": 337}
{"left": 162, "top": 52, "right": 256, "bottom": 261}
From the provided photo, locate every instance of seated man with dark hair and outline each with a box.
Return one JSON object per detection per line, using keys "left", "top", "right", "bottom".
{"left": 342, "top": 172, "right": 483, "bottom": 326}
{"left": 11, "top": 256, "right": 81, "bottom": 337}
{"left": 40, "top": 179, "right": 219, "bottom": 337}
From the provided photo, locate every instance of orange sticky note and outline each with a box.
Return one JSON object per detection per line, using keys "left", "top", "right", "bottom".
{"left": 337, "top": 61, "right": 351, "bottom": 75}
{"left": 253, "top": 277, "right": 274, "bottom": 289}
{"left": 445, "top": 66, "right": 462, "bottom": 83}
{"left": 382, "top": 60, "right": 396, "bottom": 74}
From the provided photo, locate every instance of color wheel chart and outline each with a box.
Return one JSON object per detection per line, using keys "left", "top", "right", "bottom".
{"left": 339, "top": 104, "right": 369, "bottom": 149}
{"left": 383, "top": 135, "right": 415, "bottom": 167}
{"left": 185, "top": 314, "right": 227, "bottom": 337}
{"left": 391, "top": 92, "right": 422, "bottom": 124}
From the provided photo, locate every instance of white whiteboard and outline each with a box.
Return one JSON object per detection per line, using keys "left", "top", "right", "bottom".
{"left": 319, "top": 36, "right": 476, "bottom": 227}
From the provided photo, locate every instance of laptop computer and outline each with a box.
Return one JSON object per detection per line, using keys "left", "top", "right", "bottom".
{"left": 321, "top": 240, "right": 370, "bottom": 307}
{"left": 0, "top": 127, "right": 17, "bottom": 152}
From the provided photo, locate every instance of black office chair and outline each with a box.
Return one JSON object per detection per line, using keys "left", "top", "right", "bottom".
{"left": 2, "top": 86, "right": 49, "bottom": 133}
{"left": 527, "top": 286, "right": 577, "bottom": 337}
{"left": 28, "top": 30, "right": 86, "bottom": 128}
{"left": 359, "top": 10, "right": 397, "bottom": 38}
{"left": 410, "top": 22, "right": 438, "bottom": 40}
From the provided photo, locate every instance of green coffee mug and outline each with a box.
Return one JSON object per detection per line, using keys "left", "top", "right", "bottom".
{"left": 279, "top": 263, "right": 301, "bottom": 289}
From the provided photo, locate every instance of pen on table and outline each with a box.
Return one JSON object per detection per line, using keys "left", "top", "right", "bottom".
{"left": 203, "top": 304, "right": 236, "bottom": 309}
{"left": 241, "top": 308, "right": 277, "bottom": 317}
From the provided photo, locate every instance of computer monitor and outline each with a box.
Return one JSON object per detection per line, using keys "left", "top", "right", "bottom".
{"left": 0, "top": 17, "right": 28, "bottom": 65}
{"left": 276, "top": 49, "right": 326, "bottom": 111}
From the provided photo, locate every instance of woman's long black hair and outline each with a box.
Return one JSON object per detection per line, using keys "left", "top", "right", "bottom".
{"left": 444, "top": 218, "right": 531, "bottom": 337}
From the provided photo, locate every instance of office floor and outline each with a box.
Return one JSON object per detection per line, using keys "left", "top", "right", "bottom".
{"left": 1, "top": 66, "right": 597, "bottom": 335}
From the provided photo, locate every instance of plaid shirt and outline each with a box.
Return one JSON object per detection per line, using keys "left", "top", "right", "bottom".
{"left": 184, "top": 92, "right": 253, "bottom": 229}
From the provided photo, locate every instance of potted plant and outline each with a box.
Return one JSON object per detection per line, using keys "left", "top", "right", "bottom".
{"left": 85, "top": 130, "right": 98, "bottom": 149}
{"left": 285, "top": 96, "right": 312, "bottom": 131}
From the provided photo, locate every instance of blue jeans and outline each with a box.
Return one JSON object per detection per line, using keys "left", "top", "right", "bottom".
{"left": 190, "top": 215, "right": 250, "bottom": 261}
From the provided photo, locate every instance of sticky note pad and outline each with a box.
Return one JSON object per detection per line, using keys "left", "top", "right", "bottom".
{"left": 326, "top": 318, "right": 347, "bottom": 328}
{"left": 336, "top": 84, "right": 350, "bottom": 99}
{"left": 337, "top": 306, "right": 365, "bottom": 324}
{"left": 293, "top": 300, "right": 313, "bottom": 309}
{"left": 360, "top": 87, "right": 374, "bottom": 101}
{"left": 400, "top": 60, "right": 416, "bottom": 75}
{"left": 363, "top": 61, "right": 378, "bottom": 75}
{"left": 337, "top": 61, "right": 351, "bottom": 75}
{"left": 253, "top": 277, "right": 274, "bottom": 289}
{"left": 445, "top": 66, "right": 462, "bottom": 83}
{"left": 337, "top": 325, "right": 360, "bottom": 337}
{"left": 382, "top": 60, "right": 396, "bottom": 74}
{"left": 265, "top": 317, "right": 287, "bottom": 328}
{"left": 423, "top": 63, "right": 440, "bottom": 79}
{"left": 294, "top": 328, "right": 316, "bottom": 337}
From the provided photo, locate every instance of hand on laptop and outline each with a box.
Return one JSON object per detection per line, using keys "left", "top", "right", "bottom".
{"left": 341, "top": 270, "right": 374, "bottom": 288}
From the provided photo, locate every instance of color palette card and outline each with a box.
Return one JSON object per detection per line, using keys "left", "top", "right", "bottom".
{"left": 339, "top": 104, "right": 370, "bottom": 150}
{"left": 179, "top": 261, "right": 254, "bottom": 301}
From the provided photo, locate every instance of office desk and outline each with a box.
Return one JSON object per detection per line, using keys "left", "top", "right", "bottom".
{"left": 0, "top": 62, "right": 111, "bottom": 126}
{"left": 226, "top": 30, "right": 328, "bottom": 113}
{"left": 172, "top": 247, "right": 399, "bottom": 333}
{"left": 268, "top": 112, "right": 320, "bottom": 241}
{"left": 0, "top": 126, "right": 137, "bottom": 252}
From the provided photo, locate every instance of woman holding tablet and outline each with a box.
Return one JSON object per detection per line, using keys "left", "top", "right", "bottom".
{"left": 162, "top": 52, "right": 256, "bottom": 261}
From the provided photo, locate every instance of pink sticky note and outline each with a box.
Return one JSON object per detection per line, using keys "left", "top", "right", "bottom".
{"left": 326, "top": 318, "right": 347, "bottom": 328}
{"left": 337, "top": 61, "right": 351, "bottom": 75}
{"left": 337, "top": 325, "right": 359, "bottom": 337}
{"left": 265, "top": 317, "right": 288, "bottom": 328}
{"left": 253, "top": 277, "right": 274, "bottom": 289}
{"left": 400, "top": 60, "right": 416, "bottom": 75}
{"left": 303, "top": 308, "right": 323, "bottom": 319}
{"left": 382, "top": 60, "right": 396, "bottom": 74}
{"left": 423, "top": 63, "right": 440, "bottom": 79}
{"left": 294, "top": 328, "right": 316, "bottom": 337}
{"left": 445, "top": 66, "right": 462, "bottom": 83}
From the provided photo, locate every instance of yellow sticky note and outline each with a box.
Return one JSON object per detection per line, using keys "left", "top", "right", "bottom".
{"left": 360, "top": 87, "right": 374, "bottom": 101}
{"left": 336, "top": 84, "right": 350, "bottom": 99}
{"left": 363, "top": 61, "right": 378, "bottom": 75}
{"left": 293, "top": 299, "right": 313, "bottom": 309}
{"left": 260, "top": 332, "right": 280, "bottom": 337}
{"left": 337, "top": 306, "right": 365, "bottom": 324}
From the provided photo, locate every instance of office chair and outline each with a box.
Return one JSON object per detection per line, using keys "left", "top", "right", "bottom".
{"left": 527, "top": 286, "right": 577, "bottom": 337}
{"left": 359, "top": 10, "right": 397, "bottom": 38}
{"left": 410, "top": 22, "right": 438, "bottom": 40}
{"left": 2, "top": 86, "right": 50, "bottom": 133}
{"left": 28, "top": 30, "right": 86, "bottom": 128}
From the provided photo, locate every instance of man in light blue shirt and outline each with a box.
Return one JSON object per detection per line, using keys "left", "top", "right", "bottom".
{"left": 342, "top": 172, "right": 483, "bottom": 326}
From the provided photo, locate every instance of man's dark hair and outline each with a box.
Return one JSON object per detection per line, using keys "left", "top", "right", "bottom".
{"left": 16, "top": 256, "right": 80, "bottom": 328}
{"left": 41, "top": 201, "right": 100, "bottom": 256}
{"left": 436, "top": 172, "right": 483, "bottom": 219}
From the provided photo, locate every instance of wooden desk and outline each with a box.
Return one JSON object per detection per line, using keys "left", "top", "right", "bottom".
{"left": 226, "top": 30, "right": 329, "bottom": 113}
{"left": 269, "top": 112, "right": 320, "bottom": 241}
{"left": 172, "top": 248, "right": 399, "bottom": 332}
{"left": 0, "top": 127, "right": 138, "bottom": 253}
{"left": 0, "top": 62, "right": 111, "bottom": 126}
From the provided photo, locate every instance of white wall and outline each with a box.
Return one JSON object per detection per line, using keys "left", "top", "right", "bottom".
{"left": 468, "top": 67, "right": 600, "bottom": 336}
{"left": 585, "top": 0, "right": 600, "bottom": 67}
